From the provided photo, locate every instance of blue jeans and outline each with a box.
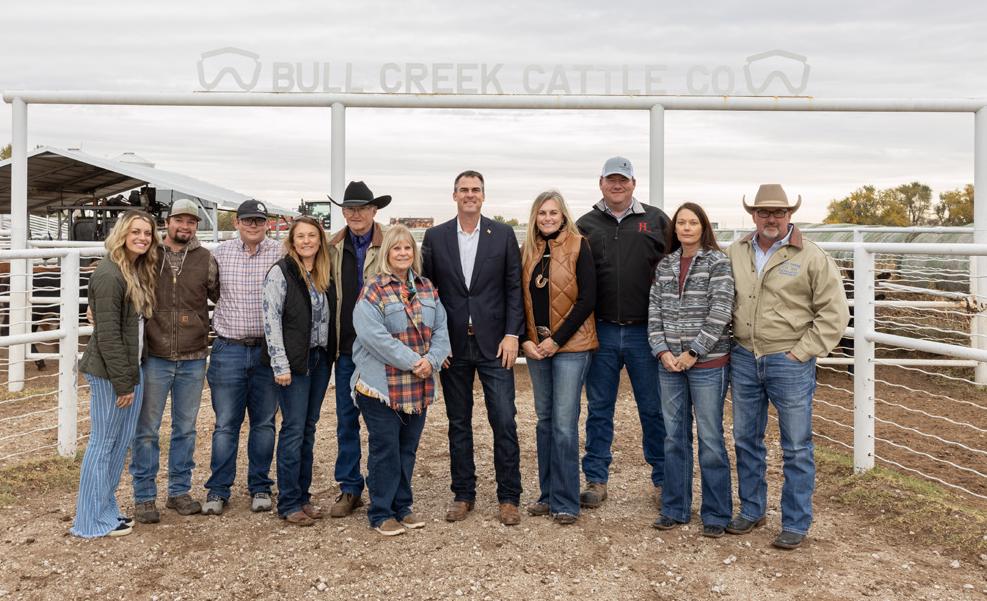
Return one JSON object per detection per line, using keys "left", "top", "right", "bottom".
{"left": 528, "top": 351, "right": 592, "bottom": 517}
{"left": 129, "top": 356, "right": 206, "bottom": 502}
{"left": 204, "top": 338, "right": 278, "bottom": 499}
{"left": 582, "top": 321, "right": 665, "bottom": 486}
{"left": 72, "top": 371, "right": 143, "bottom": 538}
{"left": 440, "top": 336, "right": 522, "bottom": 504}
{"left": 334, "top": 353, "right": 365, "bottom": 496}
{"left": 658, "top": 363, "right": 732, "bottom": 526}
{"left": 356, "top": 393, "right": 428, "bottom": 528}
{"left": 730, "top": 345, "right": 817, "bottom": 535}
{"left": 276, "top": 347, "right": 331, "bottom": 516}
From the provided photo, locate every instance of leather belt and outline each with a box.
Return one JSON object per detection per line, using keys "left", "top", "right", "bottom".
{"left": 218, "top": 336, "right": 264, "bottom": 347}
{"left": 601, "top": 319, "right": 646, "bottom": 326}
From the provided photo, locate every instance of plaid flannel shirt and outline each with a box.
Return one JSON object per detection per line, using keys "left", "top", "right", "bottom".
{"left": 211, "top": 237, "right": 283, "bottom": 339}
{"left": 351, "top": 273, "right": 450, "bottom": 414}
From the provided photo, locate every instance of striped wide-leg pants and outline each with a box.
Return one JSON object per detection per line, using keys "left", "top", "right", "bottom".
{"left": 70, "top": 370, "right": 143, "bottom": 538}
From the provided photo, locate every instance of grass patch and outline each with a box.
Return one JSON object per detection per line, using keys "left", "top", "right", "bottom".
{"left": 0, "top": 453, "right": 81, "bottom": 507}
{"left": 816, "top": 447, "right": 987, "bottom": 556}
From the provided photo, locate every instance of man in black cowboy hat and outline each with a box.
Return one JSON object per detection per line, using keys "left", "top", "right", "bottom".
{"left": 326, "top": 181, "right": 390, "bottom": 518}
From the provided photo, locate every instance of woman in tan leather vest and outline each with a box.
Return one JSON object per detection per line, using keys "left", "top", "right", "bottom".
{"left": 520, "top": 190, "right": 598, "bottom": 525}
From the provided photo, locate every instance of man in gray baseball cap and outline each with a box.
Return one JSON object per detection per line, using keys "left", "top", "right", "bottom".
{"left": 576, "top": 156, "right": 670, "bottom": 512}
{"left": 129, "top": 197, "right": 220, "bottom": 523}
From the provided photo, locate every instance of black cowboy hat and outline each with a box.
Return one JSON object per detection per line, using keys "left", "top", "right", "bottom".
{"left": 328, "top": 181, "right": 392, "bottom": 210}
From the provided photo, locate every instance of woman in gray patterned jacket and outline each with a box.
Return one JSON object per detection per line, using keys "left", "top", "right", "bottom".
{"left": 647, "top": 202, "right": 734, "bottom": 538}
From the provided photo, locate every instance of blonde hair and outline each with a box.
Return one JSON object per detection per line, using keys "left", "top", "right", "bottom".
{"left": 103, "top": 210, "right": 160, "bottom": 317}
{"left": 522, "top": 189, "right": 581, "bottom": 267}
{"left": 283, "top": 216, "right": 332, "bottom": 293}
{"left": 376, "top": 224, "right": 422, "bottom": 278}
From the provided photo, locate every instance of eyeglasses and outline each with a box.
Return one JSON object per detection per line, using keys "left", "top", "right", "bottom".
{"left": 754, "top": 208, "right": 789, "bottom": 219}
{"left": 342, "top": 206, "right": 375, "bottom": 215}
{"left": 239, "top": 217, "right": 267, "bottom": 227}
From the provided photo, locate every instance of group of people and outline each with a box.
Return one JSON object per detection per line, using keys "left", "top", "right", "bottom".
{"left": 70, "top": 155, "right": 849, "bottom": 549}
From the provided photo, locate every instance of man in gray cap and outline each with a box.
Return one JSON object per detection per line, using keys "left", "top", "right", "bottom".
{"left": 129, "top": 198, "right": 220, "bottom": 523}
{"left": 576, "top": 157, "right": 670, "bottom": 510}
{"left": 726, "top": 184, "right": 848, "bottom": 549}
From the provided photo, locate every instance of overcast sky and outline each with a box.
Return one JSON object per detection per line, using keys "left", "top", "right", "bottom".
{"left": 1, "top": 1, "right": 985, "bottom": 227}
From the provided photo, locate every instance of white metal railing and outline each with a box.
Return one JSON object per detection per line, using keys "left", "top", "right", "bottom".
{"left": 1, "top": 239, "right": 985, "bottom": 499}
{"left": 0, "top": 248, "right": 82, "bottom": 458}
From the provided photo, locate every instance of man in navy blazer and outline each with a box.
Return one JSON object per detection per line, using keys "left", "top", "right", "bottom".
{"left": 422, "top": 170, "right": 525, "bottom": 526}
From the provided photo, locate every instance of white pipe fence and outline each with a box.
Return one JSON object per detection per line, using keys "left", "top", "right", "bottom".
{"left": 3, "top": 89, "right": 986, "bottom": 497}
{"left": 0, "top": 241, "right": 983, "bottom": 503}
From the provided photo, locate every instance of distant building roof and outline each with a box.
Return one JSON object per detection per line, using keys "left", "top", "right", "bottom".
{"left": 0, "top": 146, "right": 296, "bottom": 217}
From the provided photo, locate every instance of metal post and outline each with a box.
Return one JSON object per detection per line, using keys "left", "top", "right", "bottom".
{"left": 8, "top": 98, "right": 28, "bottom": 392}
{"left": 649, "top": 104, "right": 664, "bottom": 209}
{"left": 57, "top": 250, "right": 80, "bottom": 457}
{"left": 330, "top": 102, "right": 346, "bottom": 233}
{"left": 853, "top": 230, "right": 875, "bottom": 473}
{"left": 211, "top": 205, "right": 219, "bottom": 242}
{"left": 974, "top": 108, "right": 987, "bottom": 385}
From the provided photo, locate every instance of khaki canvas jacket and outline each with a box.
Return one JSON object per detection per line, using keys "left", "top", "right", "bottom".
{"left": 726, "top": 225, "right": 849, "bottom": 361}
{"left": 329, "top": 222, "right": 385, "bottom": 356}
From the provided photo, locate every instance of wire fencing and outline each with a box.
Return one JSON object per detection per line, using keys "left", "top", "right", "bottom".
{"left": 0, "top": 239, "right": 985, "bottom": 506}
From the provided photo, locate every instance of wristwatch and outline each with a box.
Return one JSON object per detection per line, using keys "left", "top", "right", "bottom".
{"left": 686, "top": 349, "right": 699, "bottom": 359}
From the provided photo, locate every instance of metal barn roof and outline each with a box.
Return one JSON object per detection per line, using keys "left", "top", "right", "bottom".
{"left": 0, "top": 146, "right": 293, "bottom": 216}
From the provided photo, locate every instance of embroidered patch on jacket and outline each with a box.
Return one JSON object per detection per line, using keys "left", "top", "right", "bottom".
{"left": 778, "top": 262, "right": 801, "bottom": 276}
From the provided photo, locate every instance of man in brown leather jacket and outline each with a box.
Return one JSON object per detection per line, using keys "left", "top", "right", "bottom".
{"left": 129, "top": 199, "right": 220, "bottom": 524}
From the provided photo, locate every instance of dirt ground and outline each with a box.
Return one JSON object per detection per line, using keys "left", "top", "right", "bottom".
{"left": 0, "top": 368, "right": 986, "bottom": 601}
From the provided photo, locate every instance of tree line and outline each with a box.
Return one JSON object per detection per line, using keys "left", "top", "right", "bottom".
{"left": 823, "top": 182, "right": 974, "bottom": 226}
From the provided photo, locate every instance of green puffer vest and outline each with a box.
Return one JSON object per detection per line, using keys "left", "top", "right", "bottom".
{"left": 79, "top": 260, "right": 147, "bottom": 395}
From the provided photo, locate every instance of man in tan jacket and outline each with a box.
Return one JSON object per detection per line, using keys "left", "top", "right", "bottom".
{"left": 327, "top": 181, "right": 389, "bottom": 517}
{"left": 725, "top": 184, "right": 849, "bottom": 550}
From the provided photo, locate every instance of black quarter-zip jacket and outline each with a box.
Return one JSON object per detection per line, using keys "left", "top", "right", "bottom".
{"left": 576, "top": 199, "right": 669, "bottom": 323}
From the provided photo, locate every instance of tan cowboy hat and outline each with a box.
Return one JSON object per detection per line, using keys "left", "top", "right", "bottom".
{"left": 742, "top": 183, "right": 801, "bottom": 214}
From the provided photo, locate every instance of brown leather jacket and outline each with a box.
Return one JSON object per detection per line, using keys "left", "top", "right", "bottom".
{"left": 146, "top": 237, "right": 220, "bottom": 360}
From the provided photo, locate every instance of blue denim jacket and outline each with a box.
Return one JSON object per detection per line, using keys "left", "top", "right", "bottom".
{"left": 351, "top": 273, "right": 451, "bottom": 411}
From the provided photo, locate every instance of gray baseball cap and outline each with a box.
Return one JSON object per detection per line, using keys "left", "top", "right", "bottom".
{"left": 168, "top": 198, "right": 200, "bottom": 220}
{"left": 601, "top": 156, "right": 635, "bottom": 179}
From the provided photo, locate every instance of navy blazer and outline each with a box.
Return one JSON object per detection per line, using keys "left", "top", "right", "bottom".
{"left": 421, "top": 216, "right": 524, "bottom": 362}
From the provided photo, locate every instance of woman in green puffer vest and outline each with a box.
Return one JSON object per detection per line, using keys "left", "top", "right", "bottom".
{"left": 72, "top": 210, "right": 160, "bottom": 538}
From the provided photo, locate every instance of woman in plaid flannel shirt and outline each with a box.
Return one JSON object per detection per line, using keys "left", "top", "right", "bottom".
{"left": 351, "top": 225, "right": 451, "bottom": 536}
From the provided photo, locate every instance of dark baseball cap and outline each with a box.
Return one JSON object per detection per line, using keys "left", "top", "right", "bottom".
{"left": 237, "top": 199, "right": 269, "bottom": 220}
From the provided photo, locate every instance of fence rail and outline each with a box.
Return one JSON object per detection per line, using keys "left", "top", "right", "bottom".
{"left": 0, "top": 241, "right": 985, "bottom": 502}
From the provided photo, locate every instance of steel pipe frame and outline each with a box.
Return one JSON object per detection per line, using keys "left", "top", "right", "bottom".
{"left": 853, "top": 233, "right": 876, "bottom": 472}
{"left": 57, "top": 251, "right": 79, "bottom": 457}
{"left": 7, "top": 88, "right": 987, "bottom": 468}
{"left": 5, "top": 91, "right": 987, "bottom": 112}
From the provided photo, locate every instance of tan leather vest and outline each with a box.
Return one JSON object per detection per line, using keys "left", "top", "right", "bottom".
{"left": 522, "top": 230, "right": 598, "bottom": 353}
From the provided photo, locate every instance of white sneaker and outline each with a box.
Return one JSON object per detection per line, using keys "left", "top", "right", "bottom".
{"left": 202, "top": 494, "right": 227, "bottom": 516}
{"left": 251, "top": 492, "right": 272, "bottom": 512}
{"left": 108, "top": 522, "right": 133, "bottom": 537}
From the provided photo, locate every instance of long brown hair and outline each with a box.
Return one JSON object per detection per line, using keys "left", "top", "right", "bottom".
{"left": 103, "top": 210, "right": 160, "bottom": 317}
{"left": 522, "top": 190, "right": 580, "bottom": 268}
{"left": 283, "top": 216, "right": 331, "bottom": 292}
{"left": 667, "top": 202, "right": 720, "bottom": 254}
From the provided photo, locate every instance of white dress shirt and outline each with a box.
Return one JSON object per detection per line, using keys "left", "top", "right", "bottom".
{"left": 457, "top": 218, "right": 481, "bottom": 289}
